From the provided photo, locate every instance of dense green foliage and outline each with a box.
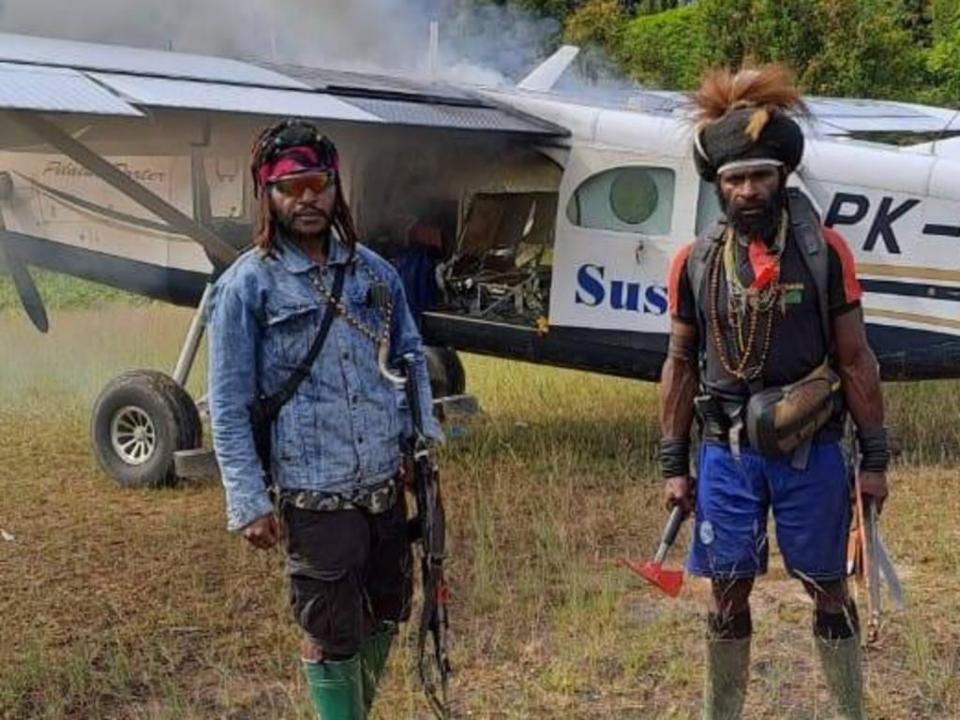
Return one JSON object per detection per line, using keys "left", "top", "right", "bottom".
{"left": 528, "top": 0, "right": 960, "bottom": 106}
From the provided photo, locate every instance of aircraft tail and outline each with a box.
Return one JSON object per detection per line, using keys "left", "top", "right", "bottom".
{"left": 517, "top": 46, "right": 579, "bottom": 92}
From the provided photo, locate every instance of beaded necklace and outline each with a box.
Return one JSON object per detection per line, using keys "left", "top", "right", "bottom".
{"left": 709, "top": 215, "right": 787, "bottom": 382}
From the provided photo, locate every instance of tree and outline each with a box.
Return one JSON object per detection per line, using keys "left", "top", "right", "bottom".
{"left": 926, "top": 1, "right": 960, "bottom": 105}
{"left": 565, "top": 0, "right": 627, "bottom": 49}
{"left": 801, "top": 0, "right": 925, "bottom": 100}
{"left": 618, "top": 4, "right": 707, "bottom": 88}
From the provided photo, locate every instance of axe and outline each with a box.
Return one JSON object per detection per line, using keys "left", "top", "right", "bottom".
{"left": 622, "top": 505, "right": 686, "bottom": 598}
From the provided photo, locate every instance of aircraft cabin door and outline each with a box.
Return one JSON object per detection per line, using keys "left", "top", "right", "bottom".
{"left": 548, "top": 146, "right": 690, "bottom": 335}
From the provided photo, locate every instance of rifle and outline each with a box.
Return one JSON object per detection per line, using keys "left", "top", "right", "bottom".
{"left": 402, "top": 353, "right": 451, "bottom": 719}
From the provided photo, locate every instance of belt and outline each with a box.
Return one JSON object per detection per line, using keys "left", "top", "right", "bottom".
{"left": 278, "top": 478, "right": 399, "bottom": 515}
{"left": 696, "top": 393, "right": 842, "bottom": 459}
{"left": 696, "top": 394, "right": 747, "bottom": 454}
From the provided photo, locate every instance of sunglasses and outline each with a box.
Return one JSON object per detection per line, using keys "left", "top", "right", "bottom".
{"left": 269, "top": 172, "right": 336, "bottom": 198}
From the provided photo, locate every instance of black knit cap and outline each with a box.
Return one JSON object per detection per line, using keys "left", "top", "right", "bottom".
{"left": 693, "top": 106, "right": 804, "bottom": 182}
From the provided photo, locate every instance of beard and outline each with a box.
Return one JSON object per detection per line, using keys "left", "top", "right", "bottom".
{"left": 276, "top": 207, "right": 332, "bottom": 238}
{"left": 717, "top": 185, "right": 786, "bottom": 244}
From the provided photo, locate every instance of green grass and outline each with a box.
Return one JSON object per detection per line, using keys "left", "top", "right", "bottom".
{"left": 0, "top": 270, "right": 149, "bottom": 314}
{"left": 1, "top": 306, "right": 959, "bottom": 718}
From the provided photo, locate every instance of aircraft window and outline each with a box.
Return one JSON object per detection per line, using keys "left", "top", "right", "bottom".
{"left": 566, "top": 166, "right": 674, "bottom": 235}
{"left": 695, "top": 179, "right": 723, "bottom": 235}
{"left": 610, "top": 168, "right": 659, "bottom": 224}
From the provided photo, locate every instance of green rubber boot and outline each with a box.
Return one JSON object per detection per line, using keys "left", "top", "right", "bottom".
{"left": 702, "top": 637, "right": 751, "bottom": 720}
{"left": 360, "top": 624, "right": 396, "bottom": 713}
{"left": 816, "top": 635, "right": 865, "bottom": 719}
{"left": 302, "top": 655, "right": 365, "bottom": 720}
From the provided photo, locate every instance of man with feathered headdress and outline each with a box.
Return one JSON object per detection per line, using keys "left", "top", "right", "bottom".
{"left": 659, "top": 66, "right": 889, "bottom": 719}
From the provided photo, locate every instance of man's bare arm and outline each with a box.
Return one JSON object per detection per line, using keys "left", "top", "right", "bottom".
{"left": 833, "top": 307, "right": 889, "bottom": 509}
{"left": 834, "top": 308, "right": 883, "bottom": 429}
{"left": 660, "top": 320, "right": 699, "bottom": 438}
{"left": 659, "top": 320, "right": 699, "bottom": 513}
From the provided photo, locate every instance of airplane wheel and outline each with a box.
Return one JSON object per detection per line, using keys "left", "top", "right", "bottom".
{"left": 424, "top": 346, "right": 466, "bottom": 398}
{"left": 90, "top": 370, "right": 202, "bottom": 489}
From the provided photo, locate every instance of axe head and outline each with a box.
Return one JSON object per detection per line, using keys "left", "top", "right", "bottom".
{"left": 622, "top": 558, "right": 684, "bottom": 598}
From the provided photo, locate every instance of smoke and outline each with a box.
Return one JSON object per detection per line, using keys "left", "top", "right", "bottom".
{"left": 0, "top": 0, "right": 565, "bottom": 86}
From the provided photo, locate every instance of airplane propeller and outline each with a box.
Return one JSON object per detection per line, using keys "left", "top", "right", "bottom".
{"left": 0, "top": 172, "right": 48, "bottom": 332}
{"left": 0, "top": 240, "right": 49, "bottom": 333}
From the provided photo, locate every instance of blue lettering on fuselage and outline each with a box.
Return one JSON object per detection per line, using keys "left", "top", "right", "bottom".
{"left": 575, "top": 264, "right": 605, "bottom": 307}
{"left": 575, "top": 264, "right": 668, "bottom": 315}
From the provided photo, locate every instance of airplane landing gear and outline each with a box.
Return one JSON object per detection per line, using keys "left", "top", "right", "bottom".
{"left": 91, "top": 283, "right": 212, "bottom": 488}
{"left": 90, "top": 370, "right": 202, "bottom": 488}
{"left": 425, "top": 346, "right": 466, "bottom": 399}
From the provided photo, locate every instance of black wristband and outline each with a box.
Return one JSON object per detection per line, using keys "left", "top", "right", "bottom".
{"left": 659, "top": 437, "right": 690, "bottom": 479}
{"left": 857, "top": 427, "right": 889, "bottom": 473}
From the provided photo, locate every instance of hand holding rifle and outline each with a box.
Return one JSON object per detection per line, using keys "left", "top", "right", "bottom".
{"left": 402, "top": 353, "right": 451, "bottom": 719}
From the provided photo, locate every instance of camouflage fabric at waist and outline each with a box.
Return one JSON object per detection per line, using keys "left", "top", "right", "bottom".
{"left": 277, "top": 478, "right": 399, "bottom": 515}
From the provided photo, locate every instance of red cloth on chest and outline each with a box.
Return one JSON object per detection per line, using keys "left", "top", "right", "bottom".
{"left": 748, "top": 239, "right": 779, "bottom": 289}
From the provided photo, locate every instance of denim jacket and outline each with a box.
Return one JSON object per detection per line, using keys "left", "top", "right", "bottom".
{"left": 207, "top": 235, "right": 442, "bottom": 531}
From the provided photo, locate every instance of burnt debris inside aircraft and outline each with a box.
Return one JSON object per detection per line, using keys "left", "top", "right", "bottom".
{"left": 436, "top": 191, "right": 557, "bottom": 325}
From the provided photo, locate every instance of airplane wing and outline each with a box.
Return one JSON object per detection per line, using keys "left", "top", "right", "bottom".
{"left": 534, "top": 84, "right": 960, "bottom": 140}
{"left": 804, "top": 98, "right": 960, "bottom": 137}
{"left": 0, "top": 32, "right": 566, "bottom": 140}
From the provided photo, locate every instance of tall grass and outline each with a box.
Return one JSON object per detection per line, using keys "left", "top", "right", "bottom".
{"left": 884, "top": 381, "right": 960, "bottom": 464}
{"left": 0, "top": 305, "right": 205, "bottom": 415}
{"left": 0, "top": 271, "right": 149, "bottom": 314}
{"left": 2, "top": 299, "right": 957, "bottom": 466}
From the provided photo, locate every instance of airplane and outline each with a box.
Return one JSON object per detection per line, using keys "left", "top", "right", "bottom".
{"left": 1, "top": 31, "right": 958, "bottom": 489}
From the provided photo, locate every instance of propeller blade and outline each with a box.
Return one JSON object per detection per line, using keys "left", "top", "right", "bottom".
{"left": 0, "top": 242, "right": 48, "bottom": 333}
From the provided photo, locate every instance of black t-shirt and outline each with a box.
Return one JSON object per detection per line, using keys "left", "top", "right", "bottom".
{"left": 667, "top": 226, "right": 862, "bottom": 399}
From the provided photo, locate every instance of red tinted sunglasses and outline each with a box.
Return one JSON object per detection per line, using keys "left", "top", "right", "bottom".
{"left": 270, "top": 172, "right": 336, "bottom": 198}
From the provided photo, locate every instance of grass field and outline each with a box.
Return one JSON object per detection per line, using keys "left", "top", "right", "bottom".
{"left": 0, "top": 270, "right": 150, "bottom": 314}
{"left": 1, "top": 303, "right": 959, "bottom": 719}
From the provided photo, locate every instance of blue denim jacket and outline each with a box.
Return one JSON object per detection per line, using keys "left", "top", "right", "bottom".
{"left": 207, "top": 235, "right": 442, "bottom": 531}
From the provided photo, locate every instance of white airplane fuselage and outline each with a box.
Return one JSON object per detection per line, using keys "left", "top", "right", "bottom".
{"left": 2, "top": 87, "right": 959, "bottom": 380}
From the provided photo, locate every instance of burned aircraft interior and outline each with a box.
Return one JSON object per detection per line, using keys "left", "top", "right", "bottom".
{"left": 349, "top": 131, "right": 563, "bottom": 331}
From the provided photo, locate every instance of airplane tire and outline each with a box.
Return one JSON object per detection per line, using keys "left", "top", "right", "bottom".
{"left": 90, "top": 370, "right": 201, "bottom": 489}
{"left": 153, "top": 373, "right": 203, "bottom": 453}
{"left": 424, "top": 346, "right": 466, "bottom": 398}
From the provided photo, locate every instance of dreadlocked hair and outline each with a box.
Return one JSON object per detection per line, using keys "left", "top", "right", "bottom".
{"left": 693, "top": 64, "right": 808, "bottom": 140}
{"left": 253, "top": 174, "right": 360, "bottom": 254}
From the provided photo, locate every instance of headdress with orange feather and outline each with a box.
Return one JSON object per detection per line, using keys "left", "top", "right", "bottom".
{"left": 692, "top": 65, "right": 807, "bottom": 182}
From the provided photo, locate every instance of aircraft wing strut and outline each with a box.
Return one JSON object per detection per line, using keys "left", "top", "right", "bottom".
{"left": 3, "top": 111, "right": 239, "bottom": 268}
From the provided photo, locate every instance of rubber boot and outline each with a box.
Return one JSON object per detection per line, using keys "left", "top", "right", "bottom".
{"left": 360, "top": 624, "right": 395, "bottom": 713}
{"left": 302, "top": 654, "right": 365, "bottom": 720}
{"left": 815, "top": 635, "right": 865, "bottom": 720}
{"left": 702, "top": 637, "right": 751, "bottom": 720}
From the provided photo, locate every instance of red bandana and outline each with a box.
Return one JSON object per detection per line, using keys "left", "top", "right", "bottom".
{"left": 256, "top": 145, "right": 336, "bottom": 187}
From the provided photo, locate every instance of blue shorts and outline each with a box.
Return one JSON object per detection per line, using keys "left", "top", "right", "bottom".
{"left": 687, "top": 441, "right": 851, "bottom": 582}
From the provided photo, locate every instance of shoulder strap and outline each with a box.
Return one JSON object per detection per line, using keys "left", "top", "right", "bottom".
{"left": 787, "top": 188, "right": 830, "bottom": 348}
{"left": 261, "top": 263, "right": 346, "bottom": 418}
{"left": 688, "top": 219, "right": 726, "bottom": 309}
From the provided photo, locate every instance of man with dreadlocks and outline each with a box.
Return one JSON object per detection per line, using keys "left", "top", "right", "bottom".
{"left": 207, "top": 119, "right": 441, "bottom": 719}
{"left": 660, "top": 66, "right": 889, "bottom": 719}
